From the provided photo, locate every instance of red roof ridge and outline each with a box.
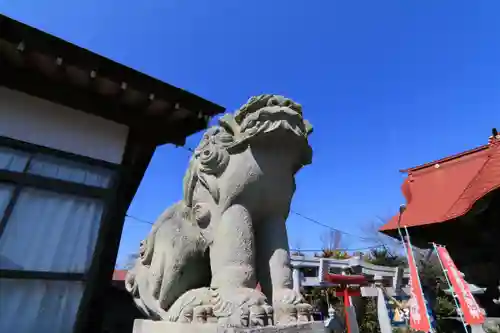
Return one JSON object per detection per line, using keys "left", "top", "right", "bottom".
{"left": 399, "top": 144, "right": 490, "bottom": 174}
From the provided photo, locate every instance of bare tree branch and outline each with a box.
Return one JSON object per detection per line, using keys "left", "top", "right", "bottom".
{"left": 360, "top": 216, "right": 402, "bottom": 256}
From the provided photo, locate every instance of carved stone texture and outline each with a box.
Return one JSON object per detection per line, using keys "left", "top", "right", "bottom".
{"left": 126, "top": 95, "right": 314, "bottom": 328}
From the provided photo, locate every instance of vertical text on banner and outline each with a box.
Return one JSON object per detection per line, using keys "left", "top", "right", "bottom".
{"left": 435, "top": 246, "right": 485, "bottom": 325}
{"left": 405, "top": 240, "right": 432, "bottom": 332}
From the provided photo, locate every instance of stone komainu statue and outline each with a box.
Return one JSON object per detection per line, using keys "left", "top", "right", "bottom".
{"left": 126, "top": 95, "right": 314, "bottom": 327}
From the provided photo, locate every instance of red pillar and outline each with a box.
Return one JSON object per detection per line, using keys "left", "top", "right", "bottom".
{"left": 343, "top": 287, "right": 351, "bottom": 333}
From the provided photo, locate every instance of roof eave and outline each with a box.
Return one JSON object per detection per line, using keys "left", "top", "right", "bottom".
{"left": 0, "top": 14, "right": 226, "bottom": 146}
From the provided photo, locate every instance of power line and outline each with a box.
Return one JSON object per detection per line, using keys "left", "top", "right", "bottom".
{"left": 127, "top": 209, "right": 370, "bottom": 241}
{"left": 125, "top": 145, "right": 372, "bottom": 241}
{"left": 126, "top": 214, "right": 153, "bottom": 225}
{"left": 125, "top": 214, "right": 381, "bottom": 252}
{"left": 176, "top": 145, "right": 370, "bottom": 240}
{"left": 289, "top": 210, "right": 370, "bottom": 240}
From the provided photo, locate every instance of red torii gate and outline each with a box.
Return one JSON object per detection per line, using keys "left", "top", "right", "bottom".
{"left": 323, "top": 273, "right": 369, "bottom": 333}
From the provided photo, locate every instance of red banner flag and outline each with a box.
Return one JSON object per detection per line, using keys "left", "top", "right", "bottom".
{"left": 405, "top": 241, "right": 432, "bottom": 332}
{"left": 435, "top": 246, "right": 485, "bottom": 325}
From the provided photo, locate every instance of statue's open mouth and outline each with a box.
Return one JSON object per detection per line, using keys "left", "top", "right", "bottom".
{"left": 220, "top": 95, "right": 312, "bottom": 144}
{"left": 210, "top": 94, "right": 313, "bottom": 169}
{"left": 214, "top": 95, "right": 313, "bottom": 170}
{"left": 239, "top": 106, "right": 308, "bottom": 137}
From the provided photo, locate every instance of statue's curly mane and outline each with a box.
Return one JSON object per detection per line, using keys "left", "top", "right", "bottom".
{"left": 182, "top": 126, "right": 233, "bottom": 208}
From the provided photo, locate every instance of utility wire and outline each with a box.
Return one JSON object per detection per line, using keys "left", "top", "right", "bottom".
{"left": 125, "top": 145, "right": 372, "bottom": 241}
{"left": 126, "top": 206, "right": 371, "bottom": 241}
{"left": 289, "top": 210, "right": 371, "bottom": 240}
{"left": 126, "top": 214, "right": 154, "bottom": 225}
{"left": 125, "top": 212, "right": 382, "bottom": 252}
{"left": 178, "top": 145, "right": 370, "bottom": 239}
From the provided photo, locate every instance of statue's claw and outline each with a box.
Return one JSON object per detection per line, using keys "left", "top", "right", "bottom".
{"left": 250, "top": 305, "right": 268, "bottom": 327}
{"left": 238, "top": 306, "right": 250, "bottom": 327}
{"left": 193, "top": 305, "right": 217, "bottom": 323}
{"left": 273, "top": 288, "right": 312, "bottom": 325}
{"left": 193, "top": 306, "right": 207, "bottom": 323}
{"left": 275, "top": 304, "right": 298, "bottom": 325}
{"left": 177, "top": 306, "right": 194, "bottom": 323}
{"left": 262, "top": 304, "right": 274, "bottom": 326}
{"left": 205, "top": 306, "right": 218, "bottom": 323}
{"left": 296, "top": 303, "right": 313, "bottom": 323}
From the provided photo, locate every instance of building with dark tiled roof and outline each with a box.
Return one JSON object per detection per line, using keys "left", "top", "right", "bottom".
{"left": 0, "top": 14, "right": 224, "bottom": 333}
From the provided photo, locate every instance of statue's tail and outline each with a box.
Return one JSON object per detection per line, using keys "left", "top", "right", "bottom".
{"left": 124, "top": 203, "right": 183, "bottom": 318}
{"left": 124, "top": 264, "right": 139, "bottom": 296}
{"left": 124, "top": 245, "right": 159, "bottom": 318}
{"left": 125, "top": 262, "right": 170, "bottom": 319}
{"left": 124, "top": 202, "right": 201, "bottom": 320}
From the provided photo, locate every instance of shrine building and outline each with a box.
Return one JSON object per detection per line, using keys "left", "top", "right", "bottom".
{"left": 0, "top": 14, "right": 224, "bottom": 333}
{"left": 380, "top": 130, "right": 500, "bottom": 317}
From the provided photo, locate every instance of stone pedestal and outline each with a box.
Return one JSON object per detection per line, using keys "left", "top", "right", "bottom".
{"left": 132, "top": 320, "right": 326, "bottom": 333}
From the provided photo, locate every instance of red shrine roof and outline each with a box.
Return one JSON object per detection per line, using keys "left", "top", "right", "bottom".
{"left": 380, "top": 134, "right": 500, "bottom": 232}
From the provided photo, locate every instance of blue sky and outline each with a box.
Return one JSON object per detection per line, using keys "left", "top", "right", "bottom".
{"left": 2, "top": 0, "right": 499, "bottom": 266}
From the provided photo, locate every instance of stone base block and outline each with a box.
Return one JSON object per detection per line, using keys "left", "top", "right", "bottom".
{"left": 132, "top": 320, "right": 326, "bottom": 333}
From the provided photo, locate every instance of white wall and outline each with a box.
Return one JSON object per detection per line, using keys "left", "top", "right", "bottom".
{"left": 0, "top": 87, "right": 129, "bottom": 164}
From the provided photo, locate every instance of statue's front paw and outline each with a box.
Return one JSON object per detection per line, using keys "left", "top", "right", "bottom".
{"left": 273, "top": 288, "right": 312, "bottom": 325}
{"left": 165, "top": 287, "right": 274, "bottom": 327}
{"left": 249, "top": 304, "right": 274, "bottom": 327}
{"left": 165, "top": 287, "right": 214, "bottom": 322}
{"left": 214, "top": 287, "right": 273, "bottom": 327}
